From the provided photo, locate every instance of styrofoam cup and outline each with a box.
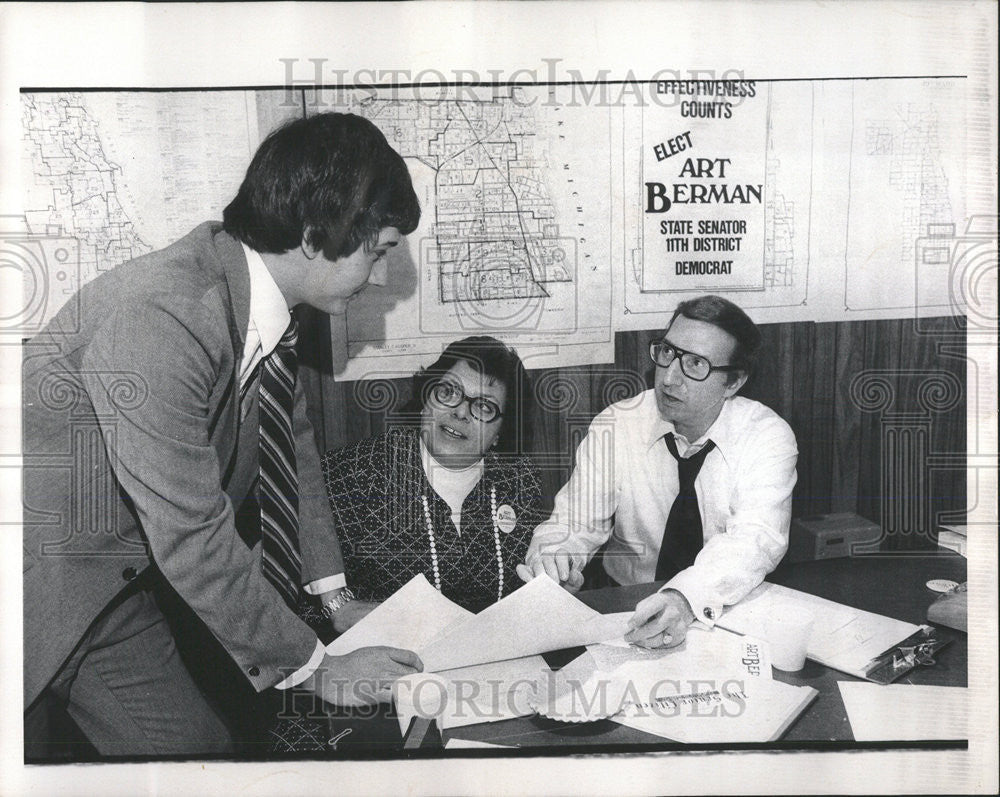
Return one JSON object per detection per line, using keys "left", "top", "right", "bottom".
{"left": 764, "top": 608, "right": 815, "bottom": 672}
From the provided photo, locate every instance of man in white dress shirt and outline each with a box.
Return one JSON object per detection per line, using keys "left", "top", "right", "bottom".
{"left": 519, "top": 295, "right": 798, "bottom": 649}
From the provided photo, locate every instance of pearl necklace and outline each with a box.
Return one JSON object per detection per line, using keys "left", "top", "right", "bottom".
{"left": 421, "top": 485, "right": 504, "bottom": 604}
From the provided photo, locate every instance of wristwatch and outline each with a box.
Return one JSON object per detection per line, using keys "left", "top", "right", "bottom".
{"left": 321, "top": 587, "right": 356, "bottom": 620}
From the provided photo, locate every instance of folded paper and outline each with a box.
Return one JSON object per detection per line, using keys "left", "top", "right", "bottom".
{"left": 419, "top": 574, "right": 631, "bottom": 671}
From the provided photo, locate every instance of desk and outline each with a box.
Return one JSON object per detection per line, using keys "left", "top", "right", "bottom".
{"left": 441, "top": 550, "right": 967, "bottom": 749}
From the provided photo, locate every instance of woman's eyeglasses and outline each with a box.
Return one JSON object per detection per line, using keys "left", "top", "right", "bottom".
{"left": 430, "top": 381, "right": 503, "bottom": 423}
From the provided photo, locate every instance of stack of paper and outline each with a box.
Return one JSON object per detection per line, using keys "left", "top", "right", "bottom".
{"left": 718, "top": 582, "right": 921, "bottom": 678}
{"left": 613, "top": 674, "right": 817, "bottom": 743}
{"left": 533, "top": 626, "right": 817, "bottom": 742}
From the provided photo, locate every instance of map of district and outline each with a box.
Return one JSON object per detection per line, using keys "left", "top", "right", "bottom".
{"left": 20, "top": 90, "right": 299, "bottom": 329}
{"left": 844, "top": 79, "right": 967, "bottom": 313}
{"left": 320, "top": 87, "right": 572, "bottom": 305}
{"left": 312, "top": 86, "right": 614, "bottom": 378}
{"left": 21, "top": 93, "right": 153, "bottom": 312}
{"left": 19, "top": 88, "right": 613, "bottom": 374}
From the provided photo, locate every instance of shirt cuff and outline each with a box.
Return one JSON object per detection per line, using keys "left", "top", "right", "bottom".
{"left": 304, "top": 573, "right": 347, "bottom": 595}
{"left": 661, "top": 569, "right": 721, "bottom": 628}
{"left": 274, "top": 639, "right": 325, "bottom": 690}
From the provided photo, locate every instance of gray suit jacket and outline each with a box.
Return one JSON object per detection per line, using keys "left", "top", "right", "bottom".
{"left": 22, "top": 222, "right": 343, "bottom": 707}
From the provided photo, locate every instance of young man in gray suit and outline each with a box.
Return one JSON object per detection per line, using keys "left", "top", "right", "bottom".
{"left": 22, "top": 112, "right": 422, "bottom": 756}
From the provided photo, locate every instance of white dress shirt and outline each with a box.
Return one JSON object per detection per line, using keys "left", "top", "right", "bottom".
{"left": 527, "top": 389, "right": 798, "bottom": 626}
{"left": 241, "top": 244, "right": 345, "bottom": 687}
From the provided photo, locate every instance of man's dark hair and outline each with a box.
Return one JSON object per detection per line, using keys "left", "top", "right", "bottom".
{"left": 223, "top": 112, "right": 420, "bottom": 256}
{"left": 403, "top": 336, "right": 534, "bottom": 456}
{"left": 667, "top": 294, "right": 762, "bottom": 380}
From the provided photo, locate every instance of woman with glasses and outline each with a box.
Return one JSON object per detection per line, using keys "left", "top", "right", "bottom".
{"left": 317, "top": 336, "right": 544, "bottom": 619}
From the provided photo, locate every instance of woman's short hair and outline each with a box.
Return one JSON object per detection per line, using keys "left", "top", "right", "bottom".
{"left": 223, "top": 112, "right": 420, "bottom": 257}
{"left": 405, "top": 336, "right": 534, "bottom": 456}
{"left": 668, "top": 294, "right": 762, "bottom": 380}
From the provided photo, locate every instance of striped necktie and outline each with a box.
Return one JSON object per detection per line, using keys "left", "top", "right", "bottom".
{"left": 258, "top": 317, "right": 303, "bottom": 609}
{"left": 655, "top": 433, "right": 716, "bottom": 581}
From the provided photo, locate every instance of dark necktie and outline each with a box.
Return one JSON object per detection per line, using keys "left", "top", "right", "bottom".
{"left": 258, "top": 318, "right": 303, "bottom": 609}
{"left": 655, "top": 433, "right": 716, "bottom": 581}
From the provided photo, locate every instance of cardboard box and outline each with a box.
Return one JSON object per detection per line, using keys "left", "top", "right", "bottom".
{"left": 786, "top": 513, "right": 883, "bottom": 563}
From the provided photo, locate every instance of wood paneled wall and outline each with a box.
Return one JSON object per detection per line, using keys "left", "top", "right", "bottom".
{"left": 299, "top": 312, "right": 968, "bottom": 551}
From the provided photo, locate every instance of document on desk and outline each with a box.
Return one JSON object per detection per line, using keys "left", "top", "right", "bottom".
{"left": 612, "top": 674, "right": 817, "bottom": 743}
{"left": 327, "top": 574, "right": 630, "bottom": 671}
{"left": 444, "top": 738, "right": 512, "bottom": 749}
{"left": 717, "top": 582, "right": 921, "bottom": 679}
{"left": 534, "top": 626, "right": 817, "bottom": 742}
{"left": 393, "top": 655, "right": 549, "bottom": 733}
{"left": 328, "top": 574, "right": 627, "bottom": 730}
{"left": 839, "top": 683, "right": 968, "bottom": 740}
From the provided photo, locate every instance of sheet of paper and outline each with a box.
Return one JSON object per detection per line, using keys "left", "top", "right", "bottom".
{"left": 611, "top": 676, "right": 817, "bottom": 743}
{"left": 393, "top": 655, "right": 549, "bottom": 732}
{"left": 535, "top": 627, "right": 774, "bottom": 723}
{"left": 839, "top": 683, "right": 968, "bottom": 741}
{"left": 587, "top": 627, "right": 772, "bottom": 680}
{"left": 444, "top": 739, "right": 512, "bottom": 749}
{"left": 419, "top": 575, "right": 631, "bottom": 671}
{"left": 325, "top": 574, "right": 472, "bottom": 656}
{"left": 718, "top": 582, "right": 919, "bottom": 676}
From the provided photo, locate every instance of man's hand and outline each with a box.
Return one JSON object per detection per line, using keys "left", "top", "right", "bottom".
{"left": 625, "top": 589, "right": 696, "bottom": 649}
{"left": 330, "top": 600, "right": 378, "bottom": 634}
{"left": 516, "top": 549, "right": 584, "bottom": 592}
{"left": 305, "top": 646, "right": 422, "bottom": 707}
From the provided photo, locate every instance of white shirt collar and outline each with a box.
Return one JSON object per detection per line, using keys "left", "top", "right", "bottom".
{"left": 242, "top": 242, "right": 290, "bottom": 357}
{"left": 645, "top": 392, "right": 737, "bottom": 462}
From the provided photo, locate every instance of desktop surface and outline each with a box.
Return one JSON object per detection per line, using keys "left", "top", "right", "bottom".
{"left": 440, "top": 549, "right": 967, "bottom": 749}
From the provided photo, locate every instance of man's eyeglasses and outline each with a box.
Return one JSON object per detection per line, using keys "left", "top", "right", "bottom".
{"left": 430, "top": 381, "right": 503, "bottom": 423}
{"left": 648, "top": 340, "right": 741, "bottom": 382}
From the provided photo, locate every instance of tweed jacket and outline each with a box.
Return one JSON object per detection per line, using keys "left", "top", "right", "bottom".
{"left": 321, "top": 428, "right": 545, "bottom": 613}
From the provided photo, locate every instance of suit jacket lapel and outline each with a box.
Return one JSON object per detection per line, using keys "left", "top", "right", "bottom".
{"left": 211, "top": 226, "right": 253, "bottom": 486}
